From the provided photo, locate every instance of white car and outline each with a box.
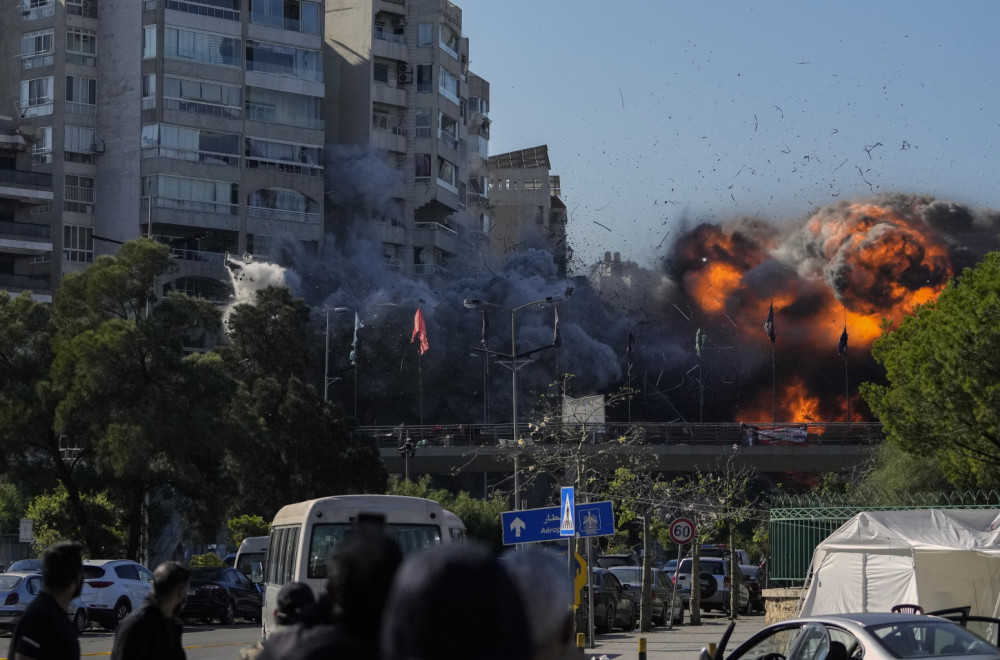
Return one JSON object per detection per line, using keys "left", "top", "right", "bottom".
{"left": 80, "top": 559, "right": 154, "bottom": 630}
{"left": 0, "top": 571, "right": 89, "bottom": 634}
{"left": 674, "top": 557, "right": 750, "bottom": 614}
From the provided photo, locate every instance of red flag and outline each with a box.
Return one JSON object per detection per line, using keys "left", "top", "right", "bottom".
{"left": 410, "top": 308, "right": 429, "bottom": 355}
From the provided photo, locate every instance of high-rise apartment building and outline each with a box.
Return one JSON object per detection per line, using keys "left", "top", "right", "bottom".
{"left": 0, "top": 0, "right": 326, "bottom": 302}
{"left": 325, "top": 0, "right": 490, "bottom": 283}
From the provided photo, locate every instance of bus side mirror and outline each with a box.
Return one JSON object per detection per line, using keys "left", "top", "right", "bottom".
{"left": 251, "top": 561, "right": 263, "bottom": 584}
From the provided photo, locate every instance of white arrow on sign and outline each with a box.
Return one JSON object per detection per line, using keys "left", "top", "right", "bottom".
{"left": 510, "top": 517, "right": 526, "bottom": 538}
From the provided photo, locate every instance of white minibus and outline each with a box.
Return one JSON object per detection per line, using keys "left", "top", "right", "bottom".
{"left": 235, "top": 536, "right": 268, "bottom": 579}
{"left": 260, "top": 494, "right": 462, "bottom": 638}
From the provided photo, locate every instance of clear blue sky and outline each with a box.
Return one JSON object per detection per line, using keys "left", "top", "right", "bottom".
{"left": 462, "top": 1, "right": 1000, "bottom": 271}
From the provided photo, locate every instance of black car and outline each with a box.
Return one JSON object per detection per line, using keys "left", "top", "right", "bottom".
{"left": 180, "top": 567, "right": 261, "bottom": 625}
{"left": 577, "top": 567, "right": 637, "bottom": 634}
{"left": 740, "top": 564, "right": 765, "bottom": 613}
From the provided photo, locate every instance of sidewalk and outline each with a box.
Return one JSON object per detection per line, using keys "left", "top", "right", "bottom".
{"left": 581, "top": 612, "right": 768, "bottom": 659}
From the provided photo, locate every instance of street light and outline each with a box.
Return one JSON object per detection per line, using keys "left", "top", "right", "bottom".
{"left": 463, "top": 296, "right": 564, "bottom": 511}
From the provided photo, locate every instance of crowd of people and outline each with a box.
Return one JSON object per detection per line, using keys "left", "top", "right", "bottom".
{"left": 9, "top": 534, "right": 579, "bottom": 660}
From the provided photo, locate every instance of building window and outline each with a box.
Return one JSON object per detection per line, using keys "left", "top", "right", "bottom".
{"left": 65, "top": 75, "right": 97, "bottom": 116}
{"left": 64, "top": 175, "right": 95, "bottom": 214}
{"left": 67, "top": 28, "right": 97, "bottom": 66}
{"left": 439, "top": 25, "right": 459, "bottom": 59}
{"left": 415, "top": 109, "right": 431, "bottom": 138}
{"left": 143, "top": 25, "right": 156, "bottom": 59}
{"left": 141, "top": 123, "right": 240, "bottom": 166}
{"left": 417, "top": 23, "right": 432, "bottom": 46}
{"left": 142, "top": 73, "right": 156, "bottom": 109}
{"left": 245, "top": 137, "right": 322, "bottom": 176}
{"left": 31, "top": 126, "right": 52, "bottom": 164}
{"left": 245, "top": 87, "right": 322, "bottom": 129}
{"left": 165, "top": 0, "right": 238, "bottom": 21}
{"left": 373, "top": 63, "right": 389, "bottom": 84}
{"left": 523, "top": 179, "right": 544, "bottom": 191}
{"left": 246, "top": 41, "right": 322, "bottom": 82}
{"left": 438, "top": 111, "right": 458, "bottom": 149}
{"left": 416, "top": 64, "right": 432, "bottom": 93}
{"left": 438, "top": 67, "right": 459, "bottom": 104}
{"left": 20, "top": 0, "right": 55, "bottom": 21}
{"left": 165, "top": 27, "right": 240, "bottom": 67}
{"left": 247, "top": 188, "right": 319, "bottom": 224}
{"left": 64, "top": 125, "right": 97, "bottom": 164}
{"left": 249, "top": 0, "right": 320, "bottom": 35}
{"left": 20, "top": 29, "right": 54, "bottom": 70}
{"left": 66, "top": 0, "right": 96, "bottom": 18}
{"left": 164, "top": 76, "right": 242, "bottom": 119}
{"left": 437, "top": 157, "right": 456, "bottom": 191}
{"left": 143, "top": 174, "right": 238, "bottom": 215}
{"left": 64, "top": 225, "right": 94, "bottom": 262}
{"left": 415, "top": 153, "right": 431, "bottom": 182}
{"left": 19, "top": 76, "right": 53, "bottom": 117}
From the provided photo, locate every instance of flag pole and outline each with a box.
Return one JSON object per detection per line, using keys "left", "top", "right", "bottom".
{"left": 418, "top": 349, "right": 423, "bottom": 426}
{"left": 771, "top": 342, "right": 776, "bottom": 424}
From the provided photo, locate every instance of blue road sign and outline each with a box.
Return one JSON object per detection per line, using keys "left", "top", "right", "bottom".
{"left": 560, "top": 487, "right": 575, "bottom": 537}
{"left": 501, "top": 500, "right": 615, "bottom": 545}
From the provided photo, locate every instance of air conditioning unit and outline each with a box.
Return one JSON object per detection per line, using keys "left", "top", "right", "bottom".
{"left": 397, "top": 73, "right": 413, "bottom": 83}
{"left": 398, "top": 62, "right": 411, "bottom": 74}
{"left": 391, "top": 16, "right": 406, "bottom": 27}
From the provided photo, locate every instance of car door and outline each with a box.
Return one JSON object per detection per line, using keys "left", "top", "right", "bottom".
{"left": 231, "top": 569, "right": 261, "bottom": 617}
{"left": 604, "top": 572, "right": 632, "bottom": 629}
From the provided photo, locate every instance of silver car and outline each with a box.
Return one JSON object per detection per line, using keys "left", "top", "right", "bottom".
{"left": 609, "top": 566, "right": 684, "bottom": 625}
{"left": 709, "top": 613, "right": 1000, "bottom": 660}
{"left": 0, "top": 571, "right": 89, "bottom": 635}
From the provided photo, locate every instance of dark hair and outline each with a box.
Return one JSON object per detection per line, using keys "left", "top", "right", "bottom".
{"left": 380, "top": 543, "right": 532, "bottom": 660}
{"left": 42, "top": 541, "right": 83, "bottom": 591}
{"left": 329, "top": 526, "right": 403, "bottom": 636}
{"left": 152, "top": 561, "right": 191, "bottom": 598}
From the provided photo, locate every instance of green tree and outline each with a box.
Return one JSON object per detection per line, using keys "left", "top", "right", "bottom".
{"left": 228, "top": 514, "right": 269, "bottom": 547}
{"left": 861, "top": 251, "right": 1000, "bottom": 489}
{"left": 26, "top": 486, "right": 123, "bottom": 556}
{"left": 386, "top": 476, "right": 508, "bottom": 549}
{"left": 219, "top": 287, "right": 386, "bottom": 518}
{"left": 50, "top": 239, "right": 236, "bottom": 559}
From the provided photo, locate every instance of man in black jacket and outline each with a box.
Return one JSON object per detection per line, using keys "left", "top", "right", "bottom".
{"left": 111, "top": 562, "right": 190, "bottom": 660}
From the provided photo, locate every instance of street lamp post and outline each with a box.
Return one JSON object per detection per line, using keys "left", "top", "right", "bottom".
{"left": 463, "top": 296, "right": 563, "bottom": 511}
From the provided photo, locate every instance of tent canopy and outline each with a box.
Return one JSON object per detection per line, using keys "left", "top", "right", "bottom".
{"left": 798, "top": 509, "right": 1000, "bottom": 617}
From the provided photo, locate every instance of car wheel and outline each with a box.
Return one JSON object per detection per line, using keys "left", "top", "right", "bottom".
{"left": 73, "top": 609, "right": 88, "bottom": 635}
{"left": 112, "top": 599, "right": 131, "bottom": 630}
{"left": 219, "top": 601, "right": 235, "bottom": 626}
{"left": 598, "top": 604, "right": 614, "bottom": 634}
{"left": 655, "top": 604, "right": 667, "bottom": 626}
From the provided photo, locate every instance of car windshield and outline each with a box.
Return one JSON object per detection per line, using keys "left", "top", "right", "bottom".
{"left": 0, "top": 575, "right": 23, "bottom": 590}
{"left": 8, "top": 560, "right": 40, "bottom": 572}
{"left": 191, "top": 567, "right": 226, "bottom": 581}
{"left": 611, "top": 568, "right": 642, "bottom": 583}
{"left": 867, "top": 621, "right": 1000, "bottom": 659}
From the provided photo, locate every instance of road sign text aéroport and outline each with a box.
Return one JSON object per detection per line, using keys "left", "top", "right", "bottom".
{"left": 501, "top": 501, "right": 614, "bottom": 545}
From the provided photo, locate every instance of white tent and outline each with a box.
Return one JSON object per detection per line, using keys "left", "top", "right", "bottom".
{"left": 798, "top": 509, "right": 1000, "bottom": 617}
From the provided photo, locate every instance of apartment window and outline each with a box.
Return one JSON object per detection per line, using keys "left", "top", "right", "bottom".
{"left": 165, "top": 27, "right": 240, "bottom": 67}
{"left": 65, "top": 76, "right": 97, "bottom": 116}
{"left": 245, "top": 137, "right": 322, "bottom": 176}
{"left": 249, "top": 0, "right": 320, "bottom": 35}
{"left": 439, "top": 25, "right": 459, "bottom": 59}
{"left": 437, "top": 157, "right": 456, "bottom": 190}
{"left": 64, "top": 225, "right": 94, "bottom": 263}
{"left": 438, "top": 111, "right": 458, "bottom": 149}
{"left": 416, "top": 65, "right": 432, "bottom": 93}
{"left": 66, "top": 0, "right": 96, "bottom": 18}
{"left": 31, "top": 126, "right": 52, "bottom": 165}
{"left": 415, "top": 109, "right": 431, "bottom": 138}
{"left": 247, "top": 188, "right": 319, "bottom": 223}
{"left": 164, "top": 76, "right": 242, "bottom": 118}
{"left": 165, "top": 0, "right": 239, "bottom": 21}
{"left": 469, "top": 96, "right": 488, "bottom": 116}
{"left": 20, "top": 0, "right": 55, "bottom": 21}
{"left": 30, "top": 202, "right": 51, "bottom": 216}
{"left": 417, "top": 23, "right": 432, "bottom": 46}
{"left": 21, "top": 29, "right": 54, "bottom": 70}
{"left": 246, "top": 41, "right": 321, "bottom": 82}
{"left": 438, "top": 67, "right": 459, "bottom": 104}
{"left": 141, "top": 123, "right": 240, "bottom": 166}
{"left": 143, "top": 174, "right": 238, "bottom": 215}
{"left": 64, "top": 175, "right": 95, "bottom": 214}
{"left": 19, "top": 77, "right": 53, "bottom": 117}
{"left": 373, "top": 63, "right": 390, "bottom": 84}
{"left": 142, "top": 73, "right": 156, "bottom": 109}
{"left": 245, "top": 87, "right": 322, "bottom": 129}
{"left": 67, "top": 28, "right": 97, "bottom": 66}
{"left": 143, "top": 25, "right": 156, "bottom": 59}
{"left": 65, "top": 125, "right": 97, "bottom": 164}
{"left": 415, "top": 154, "right": 431, "bottom": 181}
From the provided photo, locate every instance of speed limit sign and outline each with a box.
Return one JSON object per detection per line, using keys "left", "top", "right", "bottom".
{"left": 669, "top": 517, "right": 695, "bottom": 544}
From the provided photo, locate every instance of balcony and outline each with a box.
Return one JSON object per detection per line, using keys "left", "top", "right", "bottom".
{"left": 371, "top": 129, "right": 406, "bottom": 154}
{"left": 0, "top": 220, "right": 52, "bottom": 255}
{"left": 385, "top": 257, "right": 403, "bottom": 272}
{"left": 412, "top": 263, "right": 453, "bottom": 279}
{"left": 413, "top": 221, "right": 459, "bottom": 256}
{"left": 373, "top": 84, "right": 406, "bottom": 108}
{"left": 0, "top": 169, "right": 53, "bottom": 204}
{"left": 169, "top": 247, "right": 229, "bottom": 280}
{"left": 248, "top": 206, "right": 319, "bottom": 225}
{"left": 378, "top": 223, "right": 406, "bottom": 245}
{"left": 0, "top": 272, "right": 51, "bottom": 296}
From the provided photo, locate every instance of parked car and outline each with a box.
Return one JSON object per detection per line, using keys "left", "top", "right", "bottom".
{"left": 577, "top": 567, "right": 638, "bottom": 634}
{"left": 180, "top": 566, "right": 262, "bottom": 625}
{"left": 0, "top": 571, "right": 89, "bottom": 634}
{"left": 705, "top": 612, "right": 1000, "bottom": 660}
{"left": 596, "top": 552, "right": 638, "bottom": 569}
{"left": 80, "top": 559, "right": 154, "bottom": 630}
{"left": 740, "top": 564, "right": 764, "bottom": 613}
{"left": 6, "top": 558, "right": 42, "bottom": 573}
{"left": 609, "top": 566, "right": 684, "bottom": 625}
{"left": 674, "top": 557, "right": 750, "bottom": 614}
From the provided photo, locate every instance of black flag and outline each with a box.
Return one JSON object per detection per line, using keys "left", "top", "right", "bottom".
{"left": 838, "top": 326, "right": 848, "bottom": 357}
{"left": 480, "top": 310, "right": 489, "bottom": 349}
{"left": 764, "top": 302, "right": 776, "bottom": 344}
{"left": 626, "top": 329, "right": 636, "bottom": 364}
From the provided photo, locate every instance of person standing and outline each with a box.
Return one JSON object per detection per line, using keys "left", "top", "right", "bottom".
{"left": 110, "top": 561, "right": 190, "bottom": 660}
{"left": 8, "top": 541, "right": 85, "bottom": 660}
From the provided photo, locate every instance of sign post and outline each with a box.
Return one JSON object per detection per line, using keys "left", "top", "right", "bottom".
{"left": 668, "top": 517, "right": 695, "bottom": 630}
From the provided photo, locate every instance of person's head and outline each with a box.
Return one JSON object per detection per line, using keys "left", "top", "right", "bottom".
{"left": 501, "top": 548, "right": 575, "bottom": 660}
{"left": 276, "top": 581, "right": 315, "bottom": 626}
{"left": 380, "top": 542, "right": 532, "bottom": 660}
{"left": 327, "top": 526, "right": 403, "bottom": 636}
{"left": 152, "top": 561, "right": 191, "bottom": 615}
{"left": 42, "top": 541, "right": 84, "bottom": 597}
